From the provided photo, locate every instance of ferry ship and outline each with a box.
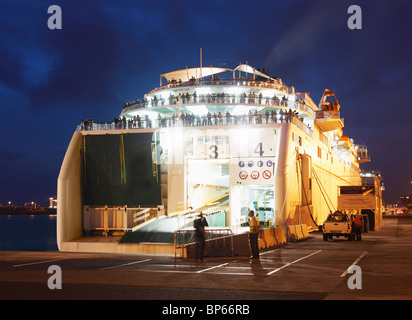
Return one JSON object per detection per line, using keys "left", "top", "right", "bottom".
{"left": 57, "top": 61, "right": 375, "bottom": 255}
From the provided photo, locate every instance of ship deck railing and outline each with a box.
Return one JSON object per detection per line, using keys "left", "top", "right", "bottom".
{"left": 152, "top": 78, "right": 293, "bottom": 96}
{"left": 77, "top": 112, "right": 314, "bottom": 139}
{"left": 315, "top": 110, "right": 344, "bottom": 124}
{"left": 121, "top": 93, "right": 316, "bottom": 118}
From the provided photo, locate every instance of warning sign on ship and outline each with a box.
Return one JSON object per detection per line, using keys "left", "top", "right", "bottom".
{"left": 251, "top": 170, "right": 260, "bottom": 180}
{"left": 262, "top": 170, "right": 272, "bottom": 179}
{"left": 239, "top": 171, "right": 248, "bottom": 180}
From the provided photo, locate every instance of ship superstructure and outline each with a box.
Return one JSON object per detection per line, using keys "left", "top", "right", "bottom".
{"left": 57, "top": 62, "right": 372, "bottom": 254}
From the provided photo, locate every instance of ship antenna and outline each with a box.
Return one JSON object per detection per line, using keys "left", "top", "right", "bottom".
{"left": 200, "top": 47, "right": 203, "bottom": 83}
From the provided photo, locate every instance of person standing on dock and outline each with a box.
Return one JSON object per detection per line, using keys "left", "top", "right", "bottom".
{"left": 194, "top": 212, "right": 208, "bottom": 262}
{"left": 248, "top": 210, "right": 260, "bottom": 259}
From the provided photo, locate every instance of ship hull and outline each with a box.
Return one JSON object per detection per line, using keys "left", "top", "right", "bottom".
{"left": 57, "top": 121, "right": 361, "bottom": 252}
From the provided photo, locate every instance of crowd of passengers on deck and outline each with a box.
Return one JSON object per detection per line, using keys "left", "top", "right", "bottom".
{"left": 78, "top": 109, "right": 306, "bottom": 131}
{"left": 123, "top": 91, "right": 308, "bottom": 110}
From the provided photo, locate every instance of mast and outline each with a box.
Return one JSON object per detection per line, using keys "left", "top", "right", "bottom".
{"left": 200, "top": 47, "right": 203, "bottom": 83}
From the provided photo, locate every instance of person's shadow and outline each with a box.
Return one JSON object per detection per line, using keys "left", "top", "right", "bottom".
{"left": 250, "top": 259, "right": 268, "bottom": 282}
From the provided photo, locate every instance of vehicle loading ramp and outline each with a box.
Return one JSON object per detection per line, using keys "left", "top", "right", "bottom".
{"left": 120, "top": 215, "right": 189, "bottom": 244}
{"left": 120, "top": 192, "right": 229, "bottom": 244}
{"left": 120, "top": 208, "right": 227, "bottom": 244}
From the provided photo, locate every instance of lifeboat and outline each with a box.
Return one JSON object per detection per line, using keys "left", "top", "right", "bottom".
{"left": 319, "top": 89, "right": 340, "bottom": 115}
{"left": 315, "top": 89, "right": 344, "bottom": 132}
{"left": 337, "top": 136, "right": 352, "bottom": 150}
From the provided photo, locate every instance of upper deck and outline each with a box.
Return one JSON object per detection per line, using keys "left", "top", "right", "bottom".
{"left": 119, "top": 64, "right": 320, "bottom": 128}
{"left": 121, "top": 78, "right": 318, "bottom": 118}
{"left": 78, "top": 63, "right": 346, "bottom": 144}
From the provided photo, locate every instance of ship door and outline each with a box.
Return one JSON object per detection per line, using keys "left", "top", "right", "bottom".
{"left": 186, "top": 159, "right": 229, "bottom": 210}
{"left": 231, "top": 185, "right": 274, "bottom": 229}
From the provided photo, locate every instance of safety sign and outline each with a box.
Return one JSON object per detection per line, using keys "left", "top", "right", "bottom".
{"left": 262, "top": 170, "right": 272, "bottom": 179}
{"left": 239, "top": 171, "right": 248, "bottom": 180}
{"left": 251, "top": 171, "right": 259, "bottom": 179}
{"left": 231, "top": 157, "right": 275, "bottom": 185}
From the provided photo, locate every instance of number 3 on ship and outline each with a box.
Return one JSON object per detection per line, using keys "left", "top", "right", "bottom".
{"left": 209, "top": 145, "right": 218, "bottom": 158}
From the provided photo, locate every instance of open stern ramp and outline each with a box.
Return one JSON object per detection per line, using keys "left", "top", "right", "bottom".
{"left": 120, "top": 205, "right": 228, "bottom": 245}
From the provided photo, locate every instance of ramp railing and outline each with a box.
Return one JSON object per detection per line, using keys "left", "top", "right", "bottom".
{"left": 174, "top": 227, "right": 234, "bottom": 258}
{"left": 83, "top": 205, "right": 159, "bottom": 234}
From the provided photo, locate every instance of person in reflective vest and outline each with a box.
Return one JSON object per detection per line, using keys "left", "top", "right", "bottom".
{"left": 351, "top": 215, "right": 363, "bottom": 241}
{"left": 248, "top": 210, "right": 260, "bottom": 259}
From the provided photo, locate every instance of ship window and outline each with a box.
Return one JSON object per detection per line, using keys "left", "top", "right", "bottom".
{"left": 221, "top": 164, "right": 229, "bottom": 176}
{"left": 212, "top": 135, "right": 229, "bottom": 145}
{"left": 317, "top": 146, "right": 322, "bottom": 158}
{"left": 298, "top": 136, "right": 302, "bottom": 146}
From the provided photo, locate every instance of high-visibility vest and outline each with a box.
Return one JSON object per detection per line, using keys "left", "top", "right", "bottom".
{"left": 249, "top": 216, "right": 260, "bottom": 233}
{"left": 353, "top": 217, "right": 362, "bottom": 228}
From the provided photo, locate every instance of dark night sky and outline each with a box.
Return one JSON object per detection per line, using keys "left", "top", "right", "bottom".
{"left": 0, "top": 0, "right": 411, "bottom": 206}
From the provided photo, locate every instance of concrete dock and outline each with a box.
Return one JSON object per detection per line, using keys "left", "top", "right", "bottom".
{"left": 1, "top": 216, "right": 411, "bottom": 301}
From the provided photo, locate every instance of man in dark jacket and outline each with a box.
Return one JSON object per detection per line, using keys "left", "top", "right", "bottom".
{"left": 194, "top": 212, "right": 208, "bottom": 262}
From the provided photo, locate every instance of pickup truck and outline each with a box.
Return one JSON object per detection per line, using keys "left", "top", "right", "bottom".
{"left": 322, "top": 211, "right": 354, "bottom": 241}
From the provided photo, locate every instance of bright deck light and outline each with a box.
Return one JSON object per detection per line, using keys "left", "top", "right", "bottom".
{"left": 186, "top": 105, "right": 208, "bottom": 115}
{"left": 195, "top": 87, "right": 210, "bottom": 95}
